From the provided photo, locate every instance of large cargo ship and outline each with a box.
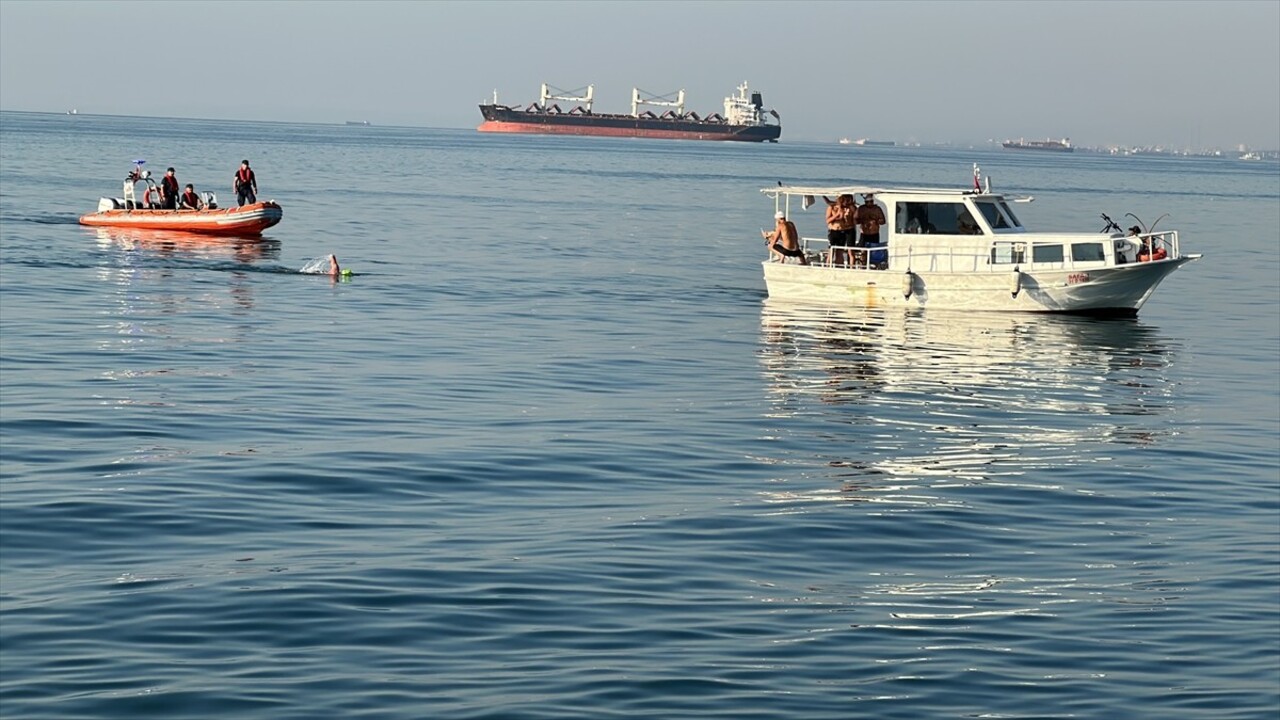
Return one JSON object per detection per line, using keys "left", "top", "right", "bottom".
{"left": 1002, "top": 137, "right": 1073, "bottom": 153}
{"left": 478, "top": 82, "right": 781, "bottom": 142}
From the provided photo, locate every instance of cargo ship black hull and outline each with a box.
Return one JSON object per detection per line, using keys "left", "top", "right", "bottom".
{"left": 478, "top": 105, "right": 780, "bottom": 142}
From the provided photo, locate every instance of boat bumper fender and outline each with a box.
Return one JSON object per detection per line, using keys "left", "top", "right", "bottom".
{"left": 1011, "top": 267, "right": 1022, "bottom": 298}
{"left": 903, "top": 271, "right": 914, "bottom": 299}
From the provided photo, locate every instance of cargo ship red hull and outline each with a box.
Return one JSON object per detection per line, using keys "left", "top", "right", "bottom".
{"left": 477, "top": 106, "right": 780, "bottom": 142}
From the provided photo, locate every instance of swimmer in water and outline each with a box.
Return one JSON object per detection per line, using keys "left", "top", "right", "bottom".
{"left": 328, "top": 254, "right": 341, "bottom": 278}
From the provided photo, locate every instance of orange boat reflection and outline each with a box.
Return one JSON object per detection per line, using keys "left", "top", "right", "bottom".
{"left": 91, "top": 226, "right": 281, "bottom": 263}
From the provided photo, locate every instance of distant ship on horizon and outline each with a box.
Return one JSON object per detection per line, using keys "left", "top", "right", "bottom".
{"left": 1003, "top": 137, "right": 1073, "bottom": 153}
{"left": 478, "top": 82, "right": 781, "bottom": 142}
{"left": 839, "top": 138, "right": 894, "bottom": 146}
{"left": 345, "top": 120, "right": 371, "bottom": 126}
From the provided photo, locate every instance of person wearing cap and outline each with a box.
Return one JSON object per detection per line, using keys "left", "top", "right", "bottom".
{"left": 855, "top": 193, "right": 887, "bottom": 248}
{"left": 762, "top": 211, "right": 809, "bottom": 265}
{"left": 160, "top": 167, "right": 180, "bottom": 210}
{"left": 233, "top": 159, "right": 258, "bottom": 206}
{"left": 180, "top": 183, "right": 204, "bottom": 210}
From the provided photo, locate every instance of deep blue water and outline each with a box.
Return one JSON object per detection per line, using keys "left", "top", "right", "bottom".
{"left": 1, "top": 111, "right": 1278, "bottom": 719}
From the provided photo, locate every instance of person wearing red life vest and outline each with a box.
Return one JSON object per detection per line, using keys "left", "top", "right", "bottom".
{"left": 180, "top": 184, "right": 203, "bottom": 210}
{"left": 160, "top": 167, "right": 180, "bottom": 210}
{"left": 233, "top": 159, "right": 258, "bottom": 206}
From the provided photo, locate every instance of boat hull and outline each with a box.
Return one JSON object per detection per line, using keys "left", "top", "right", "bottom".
{"left": 477, "top": 106, "right": 780, "bottom": 142}
{"left": 762, "top": 256, "right": 1198, "bottom": 316}
{"left": 79, "top": 201, "right": 283, "bottom": 236}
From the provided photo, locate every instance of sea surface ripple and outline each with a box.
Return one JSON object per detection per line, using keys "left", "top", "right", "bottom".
{"left": 2, "top": 111, "right": 1277, "bottom": 719}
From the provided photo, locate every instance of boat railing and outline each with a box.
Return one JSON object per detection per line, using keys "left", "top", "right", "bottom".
{"left": 797, "top": 237, "right": 888, "bottom": 269}
{"left": 790, "top": 231, "right": 1182, "bottom": 271}
{"left": 1134, "top": 230, "right": 1180, "bottom": 258}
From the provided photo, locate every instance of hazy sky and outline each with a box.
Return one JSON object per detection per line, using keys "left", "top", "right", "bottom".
{"left": 2, "top": 0, "right": 1277, "bottom": 149}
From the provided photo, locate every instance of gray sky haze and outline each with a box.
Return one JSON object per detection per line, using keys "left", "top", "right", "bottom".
{"left": 2, "top": 0, "right": 1277, "bottom": 149}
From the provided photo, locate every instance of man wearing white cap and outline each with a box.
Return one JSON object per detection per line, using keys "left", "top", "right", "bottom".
{"left": 762, "top": 210, "right": 809, "bottom": 265}
{"left": 855, "top": 193, "right": 886, "bottom": 248}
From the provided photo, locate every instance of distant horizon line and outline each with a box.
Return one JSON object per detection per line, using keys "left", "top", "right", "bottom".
{"left": 2, "top": 108, "right": 1275, "bottom": 153}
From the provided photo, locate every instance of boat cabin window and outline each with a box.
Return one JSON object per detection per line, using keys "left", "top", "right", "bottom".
{"left": 895, "top": 201, "right": 976, "bottom": 235}
{"left": 1071, "top": 242, "right": 1106, "bottom": 262}
{"left": 991, "top": 241, "right": 1026, "bottom": 264}
{"left": 974, "top": 200, "right": 1016, "bottom": 230}
{"left": 998, "top": 201, "right": 1021, "bottom": 227}
{"left": 1032, "top": 244, "right": 1064, "bottom": 263}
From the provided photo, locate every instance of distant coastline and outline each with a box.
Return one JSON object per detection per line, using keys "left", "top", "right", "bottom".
{"left": 0, "top": 109, "right": 1273, "bottom": 155}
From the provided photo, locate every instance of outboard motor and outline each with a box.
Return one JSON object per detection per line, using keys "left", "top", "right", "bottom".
{"left": 201, "top": 192, "right": 218, "bottom": 209}
{"left": 98, "top": 197, "right": 123, "bottom": 211}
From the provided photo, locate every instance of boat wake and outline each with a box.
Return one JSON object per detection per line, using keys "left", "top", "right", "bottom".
{"left": 1, "top": 212, "right": 82, "bottom": 225}
{"left": 7, "top": 250, "right": 356, "bottom": 280}
{"left": 299, "top": 256, "right": 335, "bottom": 274}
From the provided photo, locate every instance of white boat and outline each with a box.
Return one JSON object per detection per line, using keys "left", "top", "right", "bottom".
{"left": 759, "top": 167, "right": 1199, "bottom": 317}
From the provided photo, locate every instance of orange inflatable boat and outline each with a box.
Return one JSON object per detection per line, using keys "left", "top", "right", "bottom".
{"left": 79, "top": 198, "right": 283, "bottom": 236}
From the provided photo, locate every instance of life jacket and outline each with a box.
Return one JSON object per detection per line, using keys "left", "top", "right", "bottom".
{"left": 181, "top": 190, "right": 200, "bottom": 208}
{"left": 237, "top": 167, "right": 254, "bottom": 187}
{"left": 162, "top": 174, "right": 179, "bottom": 198}
{"left": 1138, "top": 247, "right": 1168, "bottom": 262}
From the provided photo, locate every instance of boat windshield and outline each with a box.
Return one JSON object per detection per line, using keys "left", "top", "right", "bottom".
{"left": 896, "top": 201, "right": 983, "bottom": 235}
{"left": 974, "top": 200, "right": 1020, "bottom": 230}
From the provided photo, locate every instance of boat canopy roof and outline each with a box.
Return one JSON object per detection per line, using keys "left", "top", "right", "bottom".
{"left": 762, "top": 184, "right": 1033, "bottom": 203}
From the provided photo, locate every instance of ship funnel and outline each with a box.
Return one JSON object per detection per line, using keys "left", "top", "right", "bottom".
{"left": 751, "top": 91, "right": 763, "bottom": 107}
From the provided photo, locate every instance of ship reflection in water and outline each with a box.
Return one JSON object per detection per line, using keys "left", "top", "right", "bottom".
{"left": 756, "top": 300, "right": 1182, "bottom": 507}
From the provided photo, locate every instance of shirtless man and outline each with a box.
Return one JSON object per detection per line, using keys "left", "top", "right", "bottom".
{"left": 855, "top": 194, "right": 887, "bottom": 248}
{"left": 762, "top": 211, "right": 809, "bottom": 265}
{"left": 823, "top": 193, "right": 856, "bottom": 265}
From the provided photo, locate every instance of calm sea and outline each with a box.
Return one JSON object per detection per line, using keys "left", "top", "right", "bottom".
{"left": 1, "top": 111, "right": 1277, "bottom": 719}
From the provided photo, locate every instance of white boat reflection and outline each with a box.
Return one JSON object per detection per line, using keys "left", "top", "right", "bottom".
{"left": 756, "top": 300, "right": 1182, "bottom": 506}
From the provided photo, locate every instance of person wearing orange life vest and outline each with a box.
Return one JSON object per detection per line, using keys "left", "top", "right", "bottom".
{"left": 233, "top": 160, "right": 258, "bottom": 206}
